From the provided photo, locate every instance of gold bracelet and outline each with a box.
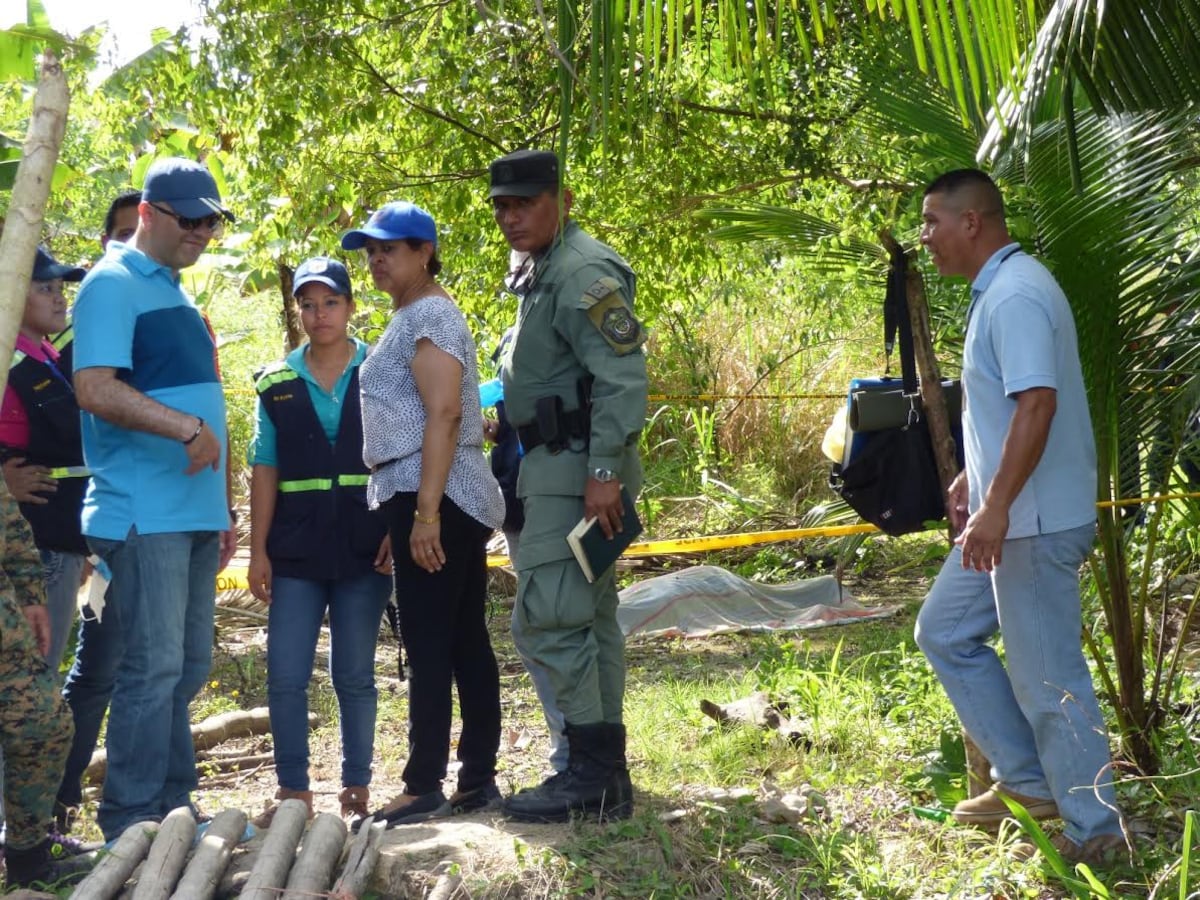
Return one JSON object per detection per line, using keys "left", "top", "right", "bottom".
{"left": 414, "top": 510, "right": 440, "bottom": 525}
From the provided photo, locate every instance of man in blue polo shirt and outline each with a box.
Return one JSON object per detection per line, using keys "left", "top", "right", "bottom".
{"left": 72, "top": 157, "right": 236, "bottom": 842}
{"left": 914, "top": 169, "right": 1126, "bottom": 867}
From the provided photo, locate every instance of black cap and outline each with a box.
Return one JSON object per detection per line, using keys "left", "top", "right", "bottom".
{"left": 32, "top": 246, "right": 86, "bottom": 282}
{"left": 489, "top": 149, "right": 560, "bottom": 198}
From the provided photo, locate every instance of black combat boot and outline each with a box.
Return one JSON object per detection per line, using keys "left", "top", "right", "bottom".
{"left": 4, "top": 837, "right": 95, "bottom": 890}
{"left": 604, "top": 722, "right": 634, "bottom": 820}
{"left": 502, "top": 722, "right": 623, "bottom": 823}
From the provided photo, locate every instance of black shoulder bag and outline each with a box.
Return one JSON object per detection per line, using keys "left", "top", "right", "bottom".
{"left": 828, "top": 247, "right": 952, "bottom": 536}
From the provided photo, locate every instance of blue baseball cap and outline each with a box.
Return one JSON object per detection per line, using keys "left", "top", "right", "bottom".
{"left": 142, "top": 157, "right": 234, "bottom": 221}
{"left": 32, "top": 246, "right": 85, "bottom": 282}
{"left": 293, "top": 256, "right": 353, "bottom": 298}
{"left": 340, "top": 201, "right": 437, "bottom": 250}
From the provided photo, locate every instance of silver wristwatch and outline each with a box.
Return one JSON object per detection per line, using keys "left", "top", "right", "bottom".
{"left": 591, "top": 468, "right": 617, "bottom": 483}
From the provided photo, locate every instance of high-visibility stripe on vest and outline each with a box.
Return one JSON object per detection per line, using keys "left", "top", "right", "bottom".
{"left": 254, "top": 354, "right": 385, "bottom": 581}
{"left": 4, "top": 336, "right": 88, "bottom": 554}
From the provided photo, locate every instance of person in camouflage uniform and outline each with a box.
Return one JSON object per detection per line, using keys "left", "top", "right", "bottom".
{"left": 0, "top": 481, "right": 91, "bottom": 889}
{"left": 488, "top": 149, "right": 648, "bottom": 823}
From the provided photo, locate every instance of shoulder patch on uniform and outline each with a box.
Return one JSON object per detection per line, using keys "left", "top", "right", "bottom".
{"left": 585, "top": 293, "right": 646, "bottom": 356}
{"left": 578, "top": 276, "right": 625, "bottom": 309}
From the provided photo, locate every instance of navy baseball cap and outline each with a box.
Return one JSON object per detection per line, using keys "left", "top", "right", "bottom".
{"left": 293, "top": 256, "right": 353, "bottom": 298}
{"left": 489, "top": 149, "right": 560, "bottom": 198}
{"left": 32, "top": 246, "right": 86, "bottom": 282}
{"left": 340, "top": 201, "right": 437, "bottom": 250}
{"left": 142, "top": 157, "right": 234, "bottom": 221}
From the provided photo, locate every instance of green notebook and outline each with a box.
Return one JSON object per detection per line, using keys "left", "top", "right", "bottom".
{"left": 566, "top": 487, "right": 643, "bottom": 583}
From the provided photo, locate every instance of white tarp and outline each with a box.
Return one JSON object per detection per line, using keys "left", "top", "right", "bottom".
{"left": 617, "top": 565, "right": 899, "bottom": 639}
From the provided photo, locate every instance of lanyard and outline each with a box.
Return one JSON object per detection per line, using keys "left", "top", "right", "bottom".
{"left": 966, "top": 246, "right": 1022, "bottom": 328}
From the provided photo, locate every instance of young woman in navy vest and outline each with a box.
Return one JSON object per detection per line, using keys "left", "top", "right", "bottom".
{"left": 246, "top": 257, "right": 392, "bottom": 828}
{"left": 0, "top": 246, "right": 90, "bottom": 671}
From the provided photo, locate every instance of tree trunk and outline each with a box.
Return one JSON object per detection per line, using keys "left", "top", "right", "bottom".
{"left": 238, "top": 798, "right": 308, "bottom": 900}
{"left": 0, "top": 50, "right": 68, "bottom": 398}
{"left": 171, "top": 808, "right": 248, "bottom": 900}
{"left": 330, "top": 817, "right": 385, "bottom": 900}
{"left": 277, "top": 260, "right": 302, "bottom": 351}
{"left": 130, "top": 807, "right": 196, "bottom": 900}
{"left": 282, "top": 813, "right": 348, "bottom": 898}
{"left": 72, "top": 820, "right": 160, "bottom": 900}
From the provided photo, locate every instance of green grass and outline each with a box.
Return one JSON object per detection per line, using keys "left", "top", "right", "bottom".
{"left": 103, "top": 560, "right": 1187, "bottom": 898}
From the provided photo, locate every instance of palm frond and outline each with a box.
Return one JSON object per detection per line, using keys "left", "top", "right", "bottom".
{"left": 699, "top": 202, "right": 884, "bottom": 274}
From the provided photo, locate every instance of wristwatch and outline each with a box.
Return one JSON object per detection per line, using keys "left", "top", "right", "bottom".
{"left": 591, "top": 468, "right": 617, "bottom": 483}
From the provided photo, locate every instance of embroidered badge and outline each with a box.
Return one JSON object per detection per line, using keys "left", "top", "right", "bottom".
{"left": 308, "top": 258, "right": 328, "bottom": 273}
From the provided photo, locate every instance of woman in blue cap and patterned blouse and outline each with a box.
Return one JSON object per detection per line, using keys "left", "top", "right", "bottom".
{"left": 246, "top": 256, "right": 393, "bottom": 828}
{"left": 343, "top": 201, "right": 506, "bottom": 827}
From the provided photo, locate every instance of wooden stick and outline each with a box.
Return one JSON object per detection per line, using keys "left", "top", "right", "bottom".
{"left": 171, "top": 808, "right": 248, "bottom": 900}
{"left": 73, "top": 820, "right": 160, "bottom": 900}
{"left": 86, "top": 709, "right": 317, "bottom": 783}
{"left": 0, "top": 50, "right": 68, "bottom": 399}
{"left": 329, "top": 817, "right": 385, "bottom": 900}
{"left": 282, "top": 813, "right": 348, "bottom": 899}
{"left": 427, "top": 872, "right": 463, "bottom": 900}
{"left": 130, "top": 807, "right": 197, "bottom": 900}
{"left": 238, "top": 799, "right": 308, "bottom": 900}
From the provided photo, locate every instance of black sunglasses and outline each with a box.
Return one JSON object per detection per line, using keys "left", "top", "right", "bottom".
{"left": 149, "top": 202, "right": 225, "bottom": 233}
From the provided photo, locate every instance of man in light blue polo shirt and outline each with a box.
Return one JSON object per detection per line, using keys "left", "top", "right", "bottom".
{"left": 914, "top": 169, "right": 1126, "bottom": 866}
{"left": 72, "top": 157, "right": 236, "bottom": 842}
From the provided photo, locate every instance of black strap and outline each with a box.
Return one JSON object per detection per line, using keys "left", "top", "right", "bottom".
{"left": 384, "top": 600, "right": 405, "bottom": 680}
{"left": 883, "top": 246, "right": 918, "bottom": 394}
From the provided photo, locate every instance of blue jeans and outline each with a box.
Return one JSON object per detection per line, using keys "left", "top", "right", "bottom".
{"left": 505, "top": 529, "right": 568, "bottom": 772}
{"left": 87, "top": 529, "right": 219, "bottom": 842}
{"left": 57, "top": 588, "right": 124, "bottom": 809}
{"left": 915, "top": 525, "right": 1123, "bottom": 843}
{"left": 41, "top": 549, "right": 87, "bottom": 672}
{"left": 267, "top": 573, "right": 391, "bottom": 790}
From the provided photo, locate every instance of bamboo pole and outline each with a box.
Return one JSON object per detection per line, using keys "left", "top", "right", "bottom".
{"left": 73, "top": 821, "right": 160, "bottom": 900}
{"left": 282, "top": 813, "right": 348, "bottom": 898}
{"left": 330, "top": 817, "right": 385, "bottom": 900}
{"left": 238, "top": 798, "right": 308, "bottom": 900}
{"left": 131, "top": 807, "right": 197, "bottom": 900}
{"left": 0, "top": 50, "right": 68, "bottom": 398}
{"left": 171, "top": 808, "right": 249, "bottom": 900}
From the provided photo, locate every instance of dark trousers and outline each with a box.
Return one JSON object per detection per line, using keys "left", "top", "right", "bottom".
{"left": 384, "top": 493, "right": 500, "bottom": 795}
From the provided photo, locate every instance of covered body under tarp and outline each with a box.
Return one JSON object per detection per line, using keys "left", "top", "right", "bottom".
{"left": 616, "top": 565, "right": 898, "bottom": 639}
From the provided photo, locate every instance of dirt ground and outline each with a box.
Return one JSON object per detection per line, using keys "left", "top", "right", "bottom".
{"left": 67, "top": 557, "right": 916, "bottom": 898}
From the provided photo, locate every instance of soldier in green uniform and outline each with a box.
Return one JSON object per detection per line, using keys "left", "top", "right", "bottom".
{"left": 489, "top": 149, "right": 648, "bottom": 822}
{"left": 0, "top": 481, "right": 93, "bottom": 889}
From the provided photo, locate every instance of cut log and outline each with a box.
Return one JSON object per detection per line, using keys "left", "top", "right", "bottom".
{"left": 0, "top": 51, "right": 69, "bottom": 399}
{"left": 86, "top": 709, "right": 318, "bottom": 783}
{"left": 171, "top": 808, "right": 248, "bottom": 900}
{"left": 73, "top": 820, "right": 160, "bottom": 900}
{"left": 329, "top": 816, "right": 385, "bottom": 900}
{"left": 282, "top": 813, "right": 347, "bottom": 899}
{"left": 427, "top": 872, "right": 463, "bottom": 900}
{"left": 131, "top": 806, "right": 196, "bottom": 900}
{"left": 238, "top": 798, "right": 308, "bottom": 900}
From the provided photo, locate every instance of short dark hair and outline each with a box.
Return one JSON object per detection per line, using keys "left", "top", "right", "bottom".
{"left": 403, "top": 238, "right": 442, "bottom": 277}
{"left": 103, "top": 189, "right": 142, "bottom": 238}
{"left": 923, "top": 168, "right": 1005, "bottom": 218}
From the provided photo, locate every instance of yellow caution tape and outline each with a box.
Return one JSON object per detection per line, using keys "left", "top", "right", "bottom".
{"left": 216, "top": 522, "right": 882, "bottom": 589}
